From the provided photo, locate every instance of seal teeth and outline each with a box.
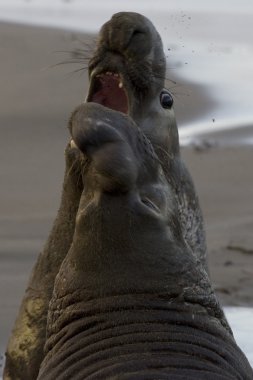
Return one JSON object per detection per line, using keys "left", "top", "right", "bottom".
{"left": 119, "top": 81, "right": 123, "bottom": 88}
{"left": 103, "top": 71, "right": 120, "bottom": 77}
{"left": 70, "top": 139, "right": 78, "bottom": 149}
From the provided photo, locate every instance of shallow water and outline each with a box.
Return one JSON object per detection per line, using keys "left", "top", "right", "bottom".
{"left": 1, "top": 0, "right": 253, "bottom": 143}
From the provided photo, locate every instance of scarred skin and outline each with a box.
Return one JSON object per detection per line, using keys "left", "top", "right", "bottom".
{"left": 4, "top": 12, "right": 219, "bottom": 379}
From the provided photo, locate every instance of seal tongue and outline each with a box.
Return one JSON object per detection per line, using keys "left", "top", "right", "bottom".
{"left": 89, "top": 74, "right": 128, "bottom": 114}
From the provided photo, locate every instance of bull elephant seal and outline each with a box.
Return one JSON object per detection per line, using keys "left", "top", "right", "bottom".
{"left": 5, "top": 12, "right": 207, "bottom": 379}
{"left": 37, "top": 103, "right": 253, "bottom": 379}
{"left": 86, "top": 12, "right": 206, "bottom": 268}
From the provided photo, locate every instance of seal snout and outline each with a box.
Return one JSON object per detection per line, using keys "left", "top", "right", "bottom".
{"left": 70, "top": 103, "right": 138, "bottom": 192}
{"left": 106, "top": 12, "right": 153, "bottom": 57}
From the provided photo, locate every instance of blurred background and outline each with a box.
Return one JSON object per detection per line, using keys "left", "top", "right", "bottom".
{"left": 0, "top": 0, "right": 253, "bottom": 371}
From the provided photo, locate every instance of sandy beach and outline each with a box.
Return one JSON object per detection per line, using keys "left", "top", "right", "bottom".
{"left": 0, "top": 21, "right": 253, "bottom": 358}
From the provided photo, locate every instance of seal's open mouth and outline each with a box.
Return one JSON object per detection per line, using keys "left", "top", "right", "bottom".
{"left": 87, "top": 72, "right": 128, "bottom": 114}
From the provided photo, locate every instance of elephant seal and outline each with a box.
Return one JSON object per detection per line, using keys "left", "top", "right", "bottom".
{"left": 37, "top": 103, "right": 253, "bottom": 379}
{"left": 5, "top": 12, "right": 207, "bottom": 379}
{"left": 86, "top": 12, "right": 206, "bottom": 269}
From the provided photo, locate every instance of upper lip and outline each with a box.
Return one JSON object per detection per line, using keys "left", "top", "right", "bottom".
{"left": 93, "top": 71, "right": 123, "bottom": 86}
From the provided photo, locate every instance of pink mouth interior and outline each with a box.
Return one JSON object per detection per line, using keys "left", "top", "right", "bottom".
{"left": 89, "top": 74, "right": 128, "bottom": 114}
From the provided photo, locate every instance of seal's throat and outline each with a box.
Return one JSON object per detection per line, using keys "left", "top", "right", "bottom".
{"left": 88, "top": 72, "right": 128, "bottom": 114}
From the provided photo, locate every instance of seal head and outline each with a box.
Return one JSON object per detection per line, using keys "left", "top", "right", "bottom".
{"left": 87, "top": 12, "right": 178, "bottom": 157}
{"left": 86, "top": 12, "right": 206, "bottom": 268}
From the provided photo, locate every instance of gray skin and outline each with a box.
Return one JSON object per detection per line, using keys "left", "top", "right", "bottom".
{"left": 86, "top": 12, "right": 206, "bottom": 269}
{"left": 3, "top": 145, "right": 83, "bottom": 380}
{"left": 5, "top": 12, "right": 209, "bottom": 379}
{"left": 37, "top": 103, "right": 253, "bottom": 379}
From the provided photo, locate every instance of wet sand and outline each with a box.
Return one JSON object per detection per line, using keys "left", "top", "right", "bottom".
{"left": 0, "top": 22, "right": 253, "bottom": 355}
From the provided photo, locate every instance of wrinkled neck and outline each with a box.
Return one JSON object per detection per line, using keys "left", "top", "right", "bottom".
{"left": 38, "top": 294, "right": 247, "bottom": 380}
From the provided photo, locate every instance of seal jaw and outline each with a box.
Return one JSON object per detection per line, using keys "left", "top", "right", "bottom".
{"left": 87, "top": 71, "right": 129, "bottom": 115}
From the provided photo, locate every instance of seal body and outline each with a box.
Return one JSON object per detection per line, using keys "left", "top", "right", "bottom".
{"left": 37, "top": 103, "right": 253, "bottom": 379}
{"left": 4, "top": 12, "right": 225, "bottom": 379}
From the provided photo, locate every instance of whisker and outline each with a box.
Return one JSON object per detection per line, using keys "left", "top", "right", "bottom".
{"left": 152, "top": 72, "right": 178, "bottom": 87}
{"left": 66, "top": 157, "right": 82, "bottom": 188}
{"left": 68, "top": 35, "right": 97, "bottom": 49}
{"left": 53, "top": 49, "right": 92, "bottom": 56}
{"left": 76, "top": 169, "right": 83, "bottom": 188}
{"left": 64, "top": 67, "right": 88, "bottom": 79}
{"left": 46, "top": 61, "right": 88, "bottom": 70}
{"left": 66, "top": 155, "right": 81, "bottom": 179}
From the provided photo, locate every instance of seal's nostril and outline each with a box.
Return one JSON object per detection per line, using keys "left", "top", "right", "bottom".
{"left": 128, "top": 29, "right": 145, "bottom": 47}
{"left": 125, "top": 27, "right": 151, "bottom": 57}
{"left": 131, "top": 29, "right": 144, "bottom": 38}
{"left": 141, "top": 198, "right": 160, "bottom": 213}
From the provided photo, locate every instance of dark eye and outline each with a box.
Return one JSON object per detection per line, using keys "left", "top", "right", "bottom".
{"left": 160, "top": 91, "right": 173, "bottom": 109}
